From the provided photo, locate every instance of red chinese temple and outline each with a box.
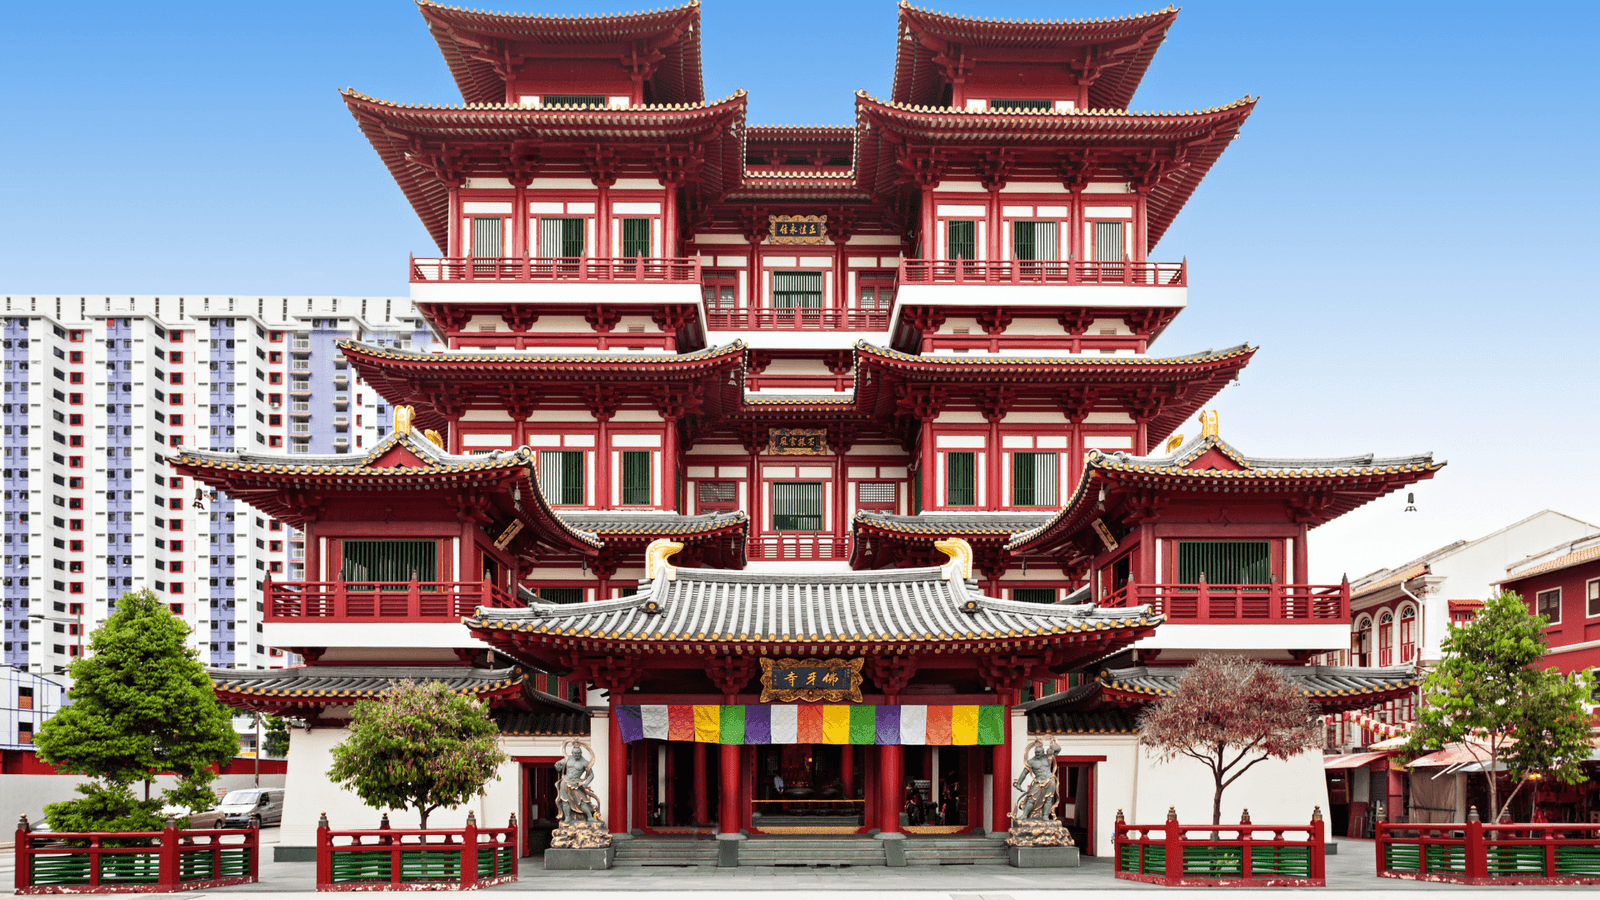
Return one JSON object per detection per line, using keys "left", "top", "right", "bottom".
{"left": 181, "top": 2, "right": 1443, "bottom": 864}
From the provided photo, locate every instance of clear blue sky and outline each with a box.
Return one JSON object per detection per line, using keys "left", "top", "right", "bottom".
{"left": 3, "top": 1, "right": 1597, "bottom": 583}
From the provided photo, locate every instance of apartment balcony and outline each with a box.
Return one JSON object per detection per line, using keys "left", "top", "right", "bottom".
{"left": 410, "top": 256, "right": 701, "bottom": 285}
{"left": 899, "top": 259, "right": 1186, "bottom": 287}
{"left": 264, "top": 578, "right": 518, "bottom": 623}
{"left": 1100, "top": 580, "right": 1350, "bottom": 624}
{"left": 332, "top": 394, "right": 349, "bottom": 410}
{"left": 705, "top": 307, "right": 892, "bottom": 333}
{"left": 748, "top": 532, "right": 851, "bottom": 561}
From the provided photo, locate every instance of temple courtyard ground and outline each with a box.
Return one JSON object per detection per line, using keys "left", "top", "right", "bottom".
{"left": 5, "top": 828, "right": 1595, "bottom": 895}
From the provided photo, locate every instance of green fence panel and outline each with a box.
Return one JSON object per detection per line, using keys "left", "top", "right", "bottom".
{"left": 1424, "top": 843, "right": 1466, "bottom": 873}
{"left": 1485, "top": 843, "right": 1546, "bottom": 877}
{"left": 179, "top": 848, "right": 215, "bottom": 881}
{"left": 1384, "top": 841, "right": 1422, "bottom": 873}
{"left": 98, "top": 851, "right": 162, "bottom": 885}
{"left": 1141, "top": 843, "right": 1166, "bottom": 874}
{"left": 397, "top": 848, "right": 460, "bottom": 883}
{"left": 1182, "top": 845, "right": 1244, "bottom": 879}
{"left": 330, "top": 850, "right": 394, "bottom": 883}
{"left": 1555, "top": 845, "right": 1600, "bottom": 877}
{"left": 28, "top": 854, "right": 93, "bottom": 887}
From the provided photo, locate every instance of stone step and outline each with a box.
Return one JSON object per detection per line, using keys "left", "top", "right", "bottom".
{"left": 613, "top": 840, "right": 720, "bottom": 868}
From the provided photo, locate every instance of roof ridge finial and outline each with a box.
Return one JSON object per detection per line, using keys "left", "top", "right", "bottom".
{"left": 644, "top": 538, "right": 684, "bottom": 581}
{"left": 394, "top": 405, "right": 416, "bottom": 435}
{"left": 1199, "top": 409, "right": 1219, "bottom": 439}
{"left": 934, "top": 537, "right": 972, "bottom": 581}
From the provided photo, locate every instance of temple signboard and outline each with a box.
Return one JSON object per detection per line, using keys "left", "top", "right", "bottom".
{"left": 759, "top": 657, "right": 863, "bottom": 703}
{"left": 768, "top": 214, "right": 827, "bottom": 244}
{"left": 768, "top": 427, "right": 827, "bottom": 455}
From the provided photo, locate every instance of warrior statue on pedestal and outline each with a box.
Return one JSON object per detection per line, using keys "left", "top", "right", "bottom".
{"left": 551, "top": 739, "right": 611, "bottom": 849}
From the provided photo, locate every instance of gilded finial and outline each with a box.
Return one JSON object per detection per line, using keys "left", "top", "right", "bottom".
{"left": 1163, "top": 433, "right": 1184, "bottom": 452}
{"left": 394, "top": 405, "right": 415, "bottom": 435}
{"left": 644, "top": 539, "right": 684, "bottom": 580}
{"left": 1312, "top": 806, "right": 1323, "bottom": 822}
{"left": 934, "top": 537, "right": 973, "bottom": 580}
{"left": 1198, "top": 409, "right": 1219, "bottom": 439}
{"left": 1166, "top": 806, "right": 1178, "bottom": 821}
{"left": 423, "top": 428, "right": 444, "bottom": 448}
{"left": 1115, "top": 808, "right": 1125, "bottom": 825}
{"left": 1239, "top": 808, "right": 1251, "bottom": 824}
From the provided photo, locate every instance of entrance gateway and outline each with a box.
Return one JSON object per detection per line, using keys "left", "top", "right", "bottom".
{"left": 467, "top": 545, "right": 1157, "bottom": 845}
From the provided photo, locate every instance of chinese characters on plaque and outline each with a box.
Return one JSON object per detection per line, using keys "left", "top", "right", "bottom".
{"left": 767, "top": 427, "right": 827, "bottom": 456}
{"left": 759, "top": 657, "right": 864, "bottom": 703}
{"left": 768, "top": 214, "right": 828, "bottom": 244}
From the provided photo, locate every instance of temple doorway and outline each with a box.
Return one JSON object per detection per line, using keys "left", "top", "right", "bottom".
{"left": 1057, "top": 760, "right": 1097, "bottom": 854}
{"left": 520, "top": 760, "right": 559, "bottom": 856}
{"left": 899, "top": 745, "right": 976, "bottom": 832}
{"left": 753, "top": 744, "right": 863, "bottom": 830}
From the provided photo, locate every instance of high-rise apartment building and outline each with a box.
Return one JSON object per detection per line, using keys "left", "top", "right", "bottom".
{"left": 0, "top": 295, "right": 435, "bottom": 677}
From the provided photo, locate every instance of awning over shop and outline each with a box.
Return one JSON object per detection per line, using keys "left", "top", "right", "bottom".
{"left": 1323, "top": 751, "right": 1390, "bottom": 770}
{"left": 1407, "top": 742, "right": 1498, "bottom": 768}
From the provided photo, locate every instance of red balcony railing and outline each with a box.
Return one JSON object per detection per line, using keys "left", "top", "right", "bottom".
{"left": 899, "top": 258, "right": 1186, "bottom": 287}
{"left": 264, "top": 577, "right": 519, "bottom": 622}
{"left": 316, "top": 813, "right": 517, "bottom": 891}
{"left": 1100, "top": 579, "right": 1349, "bottom": 622}
{"left": 1115, "top": 808, "right": 1326, "bottom": 887}
{"left": 15, "top": 818, "right": 259, "bottom": 894}
{"left": 1376, "top": 818, "right": 1600, "bottom": 885}
{"left": 410, "top": 255, "right": 701, "bottom": 284}
{"left": 705, "top": 307, "right": 891, "bottom": 331}
{"left": 749, "top": 533, "right": 851, "bottom": 561}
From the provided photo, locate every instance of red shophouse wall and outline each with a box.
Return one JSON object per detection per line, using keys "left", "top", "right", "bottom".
{"left": 1504, "top": 561, "right": 1600, "bottom": 675}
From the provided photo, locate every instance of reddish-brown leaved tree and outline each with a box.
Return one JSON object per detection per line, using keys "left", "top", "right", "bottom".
{"left": 1137, "top": 655, "right": 1322, "bottom": 824}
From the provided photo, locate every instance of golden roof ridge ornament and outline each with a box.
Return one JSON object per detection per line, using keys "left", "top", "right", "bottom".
{"left": 644, "top": 539, "right": 684, "bottom": 581}
{"left": 934, "top": 537, "right": 973, "bottom": 581}
{"left": 1199, "top": 409, "right": 1219, "bottom": 439}
{"left": 423, "top": 429, "right": 444, "bottom": 449}
{"left": 394, "top": 405, "right": 416, "bottom": 435}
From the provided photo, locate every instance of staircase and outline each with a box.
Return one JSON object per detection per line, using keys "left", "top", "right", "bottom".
{"left": 903, "top": 836, "right": 1010, "bottom": 866}
{"left": 739, "top": 836, "right": 887, "bottom": 867}
{"left": 612, "top": 836, "right": 720, "bottom": 867}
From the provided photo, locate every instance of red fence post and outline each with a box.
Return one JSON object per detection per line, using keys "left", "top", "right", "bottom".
{"left": 461, "top": 811, "right": 478, "bottom": 889}
{"left": 1113, "top": 808, "right": 1126, "bottom": 874}
{"left": 158, "top": 816, "right": 180, "bottom": 891}
{"left": 1163, "top": 806, "right": 1182, "bottom": 884}
{"left": 1464, "top": 807, "right": 1486, "bottom": 882}
{"left": 15, "top": 815, "right": 29, "bottom": 892}
{"left": 1310, "top": 805, "right": 1326, "bottom": 883}
{"left": 316, "top": 813, "right": 331, "bottom": 888}
{"left": 1239, "top": 809, "right": 1253, "bottom": 880}
{"left": 505, "top": 813, "right": 518, "bottom": 878}
{"left": 249, "top": 817, "right": 260, "bottom": 883}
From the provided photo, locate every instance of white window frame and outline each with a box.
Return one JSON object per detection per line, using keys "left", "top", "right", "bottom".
{"left": 1587, "top": 578, "right": 1600, "bottom": 619}
{"left": 1536, "top": 587, "right": 1562, "bottom": 624}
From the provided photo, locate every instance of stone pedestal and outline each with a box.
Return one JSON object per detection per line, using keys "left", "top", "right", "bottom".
{"left": 716, "top": 832, "right": 746, "bottom": 868}
{"left": 1008, "top": 845, "right": 1080, "bottom": 868}
{"left": 550, "top": 822, "right": 612, "bottom": 850}
{"left": 875, "top": 831, "right": 907, "bottom": 867}
{"left": 1005, "top": 819, "right": 1073, "bottom": 847}
{"left": 544, "top": 846, "right": 615, "bottom": 870}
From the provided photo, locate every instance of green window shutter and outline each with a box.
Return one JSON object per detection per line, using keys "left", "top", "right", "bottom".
{"left": 620, "top": 218, "right": 652, "bottom": 257}
{"left": 534, "top": 587, "right": 583, "bottom": 605}
{"left": 470, "top": 217, "right": 502, "bottom": 258}
{"left": 539, "top": 449, "right": 585, "bottom": 505}
{"left": 772, "top": 482, "right": 824, "bottom": 531}
{"left": 1011, "top": 588, "right": 1056, "bottom": 604}
{"left": 1012, "top": 221, "right": 1036, "bottom": 261}
{"left": 945, "top": 452, "right": 976, "bottom": 506}
{"left": 1177, "top": 541, "right": 1271, "bottom": 584}
{"left": 947, "top": 221, "right": 976, "bottom": 260}
{"left": 621, "top": 450, "right": 651, "bottom": 505}
{"left": 771, "top": 271, "right": 823, "bottom": 309}
{"left": 539, "top": 218, "right": 586, "bottom": 258}
{"left": 1011, "top": 452, "right": 1058, "bottom": 506}
{"left": 340, "top": 540, "right": 436, "bottom": 584}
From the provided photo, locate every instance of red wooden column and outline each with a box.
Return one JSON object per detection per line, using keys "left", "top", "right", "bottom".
{"left": 693, "top": 742, "right": 710, "bottom": 825}
{"left": 862, "top": 748, "right": 878, "bottom": 831}
{"left": 718, "top": 743, "right": 740, "bottom": 834}
{"left": 607, "top": 704, "right": 627, "bottom": 834}
{"left": 877, "top": 744, "right": 904, "bottom": 834}
{"left": 665, "top": 745, "right": 676, "bottom": 826}
{"left": 919, "top": 420, "right": 936, "bottom": 512}
{"left": 840, "top": 746, "right": 854, "bottom": 804}
{"left": 965, "top": 746, "right": 983, "bottom": 830}
{"left": 991, "top": 702, "right": 1012, "bottom": 833}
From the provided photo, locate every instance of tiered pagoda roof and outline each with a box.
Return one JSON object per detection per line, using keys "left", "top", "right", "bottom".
{"left": 419, "top": 0, "right": 705, "bottom": 106}
{"left": 170, "top": 433, "right": 600, "bottom": 557}
{"left": 557, "top": 511, "right": 749, "bottom": 570}
{"left": 1022, "top": 663, "right": 1425, "bottom": 718}
{"left": 341, "top": 89, "right": 746, "bottom": 252}
{"left": 467, "top": 563, "right": 1161, "bottom": 686}
{"left": 851, "top": 512, "right": 1049, "bottom": 571}
{"left": 892, "top": 4, "right": 1180, "bottom": 111}
{"left": 208, "top": 665, "right": 582, "bottom": 719}
{"left": 853, "top": 94, "right": 1256, "bottom": 251}
{"left": 1008, "top": 435, "right": 1445, "bottom": 556}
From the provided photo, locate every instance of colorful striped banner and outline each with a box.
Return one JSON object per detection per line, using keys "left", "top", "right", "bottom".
{"left": 614, "top": 705, "right": 1007, "bottom": 745}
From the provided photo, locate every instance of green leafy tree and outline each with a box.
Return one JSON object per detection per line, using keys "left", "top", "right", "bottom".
{"left": 327, "top": 681, "right": 507, "bottom": 828}
{"left": 34, "top": 588, "right": 239, "bottom": 831}
{"left": 1139, "top": 655, "right": 1323, "bottom": 825}
{"left": 1404, "top": 590, "right": 1595, "bottom": 823}
{"left": 262, "top": 715, "right": 292, "bottom": 759}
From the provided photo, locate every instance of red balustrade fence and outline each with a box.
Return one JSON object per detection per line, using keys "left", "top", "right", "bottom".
{"left": 899, "top": 258, "right": 1186, "bottom": 287}
{"left": 1377, "top": 814, "right": 1600, "bottom": 884}
{"left": 1114, "top": 808, "right": 1326, "bottom": 887}
{"left": 15, "top": 818, "right": 259, "bottom": 894}
{"left": 411, "top": 256, "right": 700, "bottom": 284}
{"left": 704, "top": 307, "right": 891, "bottom": 331}
{"left": 748, "top": 533, "right": 851, "bottom": 561}
{"left": 1100, "top": 580, "right": 1349, "bottom": 622}
{"left": 264, "top": 578, "right": 518, "bottom": 622}
{"left": 316, "top": 812, "right": 518, "bottom": 892}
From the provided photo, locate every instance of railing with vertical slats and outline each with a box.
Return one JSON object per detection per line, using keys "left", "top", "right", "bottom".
{"left": 899, "top": 258, "right": 1185, "bottom": 286}
{"left": 410, "top": 256, "right": 701, "bottom": 284}
{"left": 1100, "top": 579, "right": 1350, "bottom": 622}
{"left": 263, "top": 577, "right": 519, "bottom": 622}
